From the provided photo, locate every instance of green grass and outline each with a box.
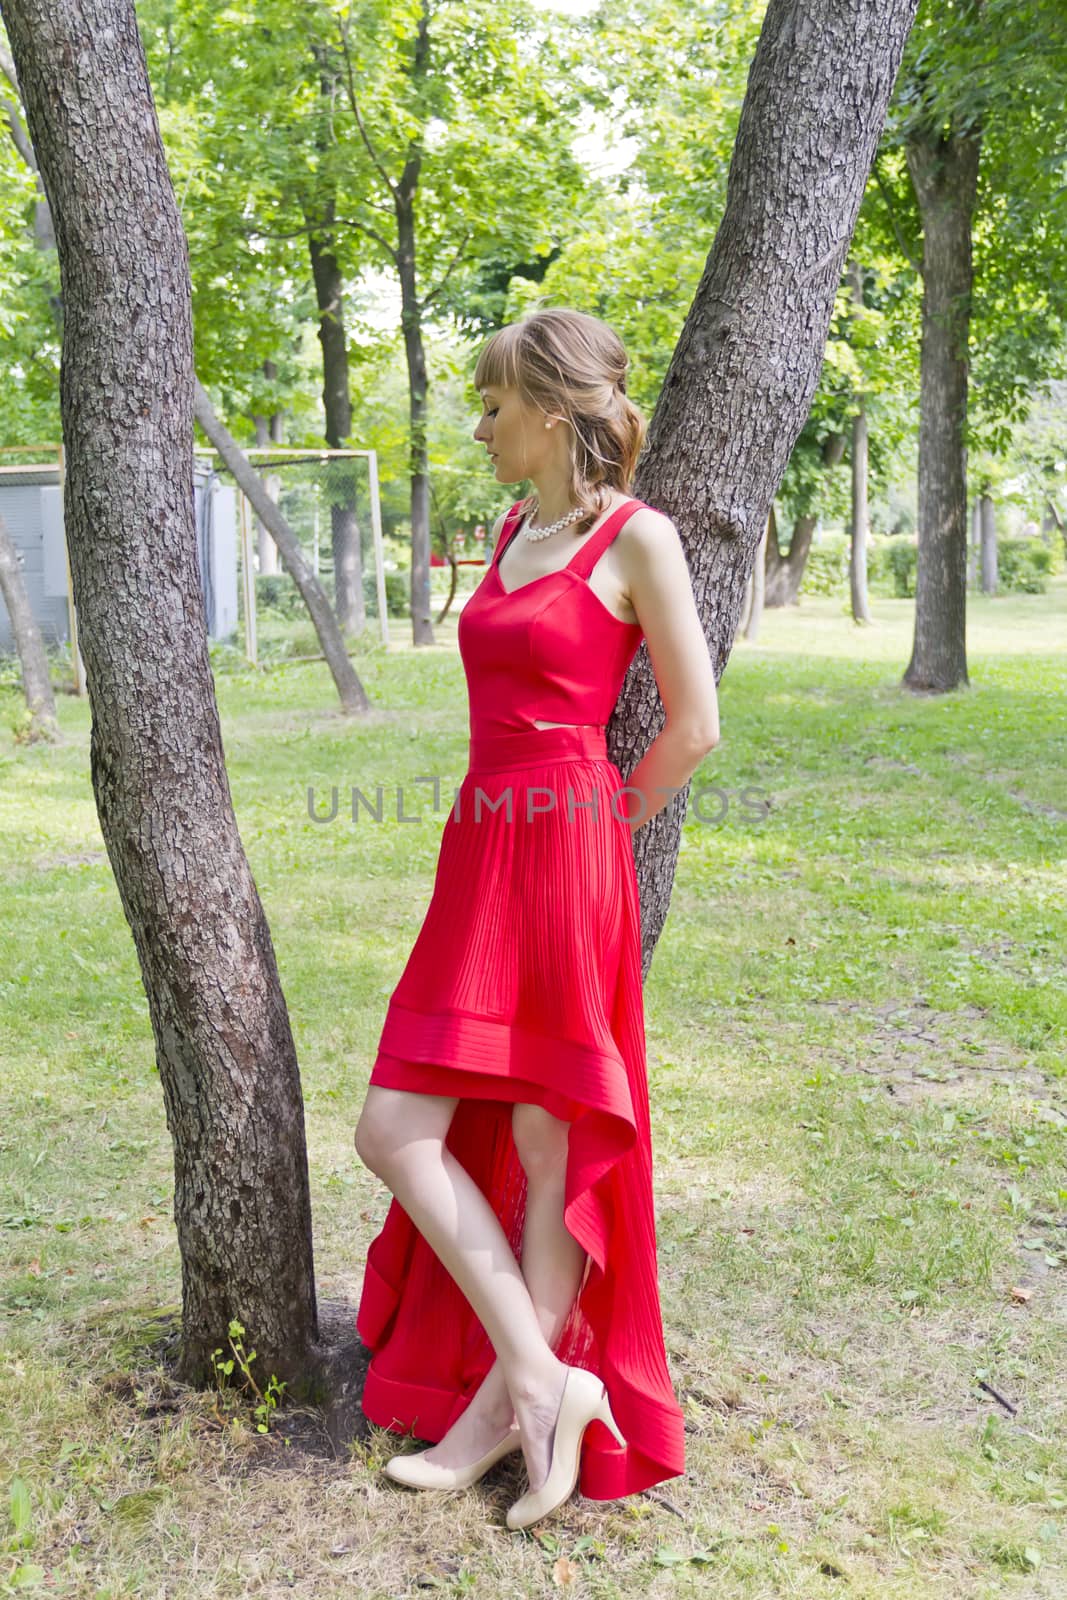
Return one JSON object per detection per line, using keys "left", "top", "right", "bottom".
{"left": 1, "top": 578, "right": 1065, "bottom": 1598}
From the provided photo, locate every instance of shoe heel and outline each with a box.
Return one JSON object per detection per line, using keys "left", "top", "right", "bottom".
{"left": 594, "top": 1388, "right": 626, "bottom": 1449}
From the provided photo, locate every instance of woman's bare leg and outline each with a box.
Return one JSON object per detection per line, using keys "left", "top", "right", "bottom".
{"left": 355, "top": 1086, "right": 568, "bottom": 1490}
{"left": 408, "top": 1102, "right": 587, "bottom": 1475}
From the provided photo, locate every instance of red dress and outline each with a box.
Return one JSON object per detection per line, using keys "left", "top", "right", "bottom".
{"left": 356, "top": 496, "right": 686, "bottom": 1501}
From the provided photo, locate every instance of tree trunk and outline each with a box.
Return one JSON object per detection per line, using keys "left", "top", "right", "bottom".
{"left": 394, "top": 3, "right": 433, "bottom": 646}
{"left": 398, "top": 198, "right": 433, "bottom": 645}
{"left": 306, "top": 179, "right": 365, "bottom": 636}
{"left": 617, "top": 0, "right": 919, "bottom": 975}
{"left": 979, "top": 492, "right": 997, "bottom": 594}
{"left": 252, "top": 359, "right": 282, "bottom": 578}
{"left": 764, "top": 431, "right": 843, "bottom": 604}
{"left": 902, "top": 122, "right": 981, "bottom": 691}
{"left": 1044, "top": 495, "right": 1067, "bottom": 559}
{"left": 764, "top": 512, "right": 817, "bottom": 605}
{"left": 850, "top": 400, "right": 872, "bottom": 622}
{"left": 0, "top": 0, "right": 324, "bottom": 1388}
{"left": 193, "top": 380, "right": 371, "bottom": 714}
{"left": 740, "top": 509, "right": 769, "bottom": 640}
{"left": 967, "top": 496, "right": 980, "bottom": 587}
{"left": 844, "top": 258, "right": 871, "bottom": 624}
{"left": 0, "top": 511, "right": 61, "bottom": 740}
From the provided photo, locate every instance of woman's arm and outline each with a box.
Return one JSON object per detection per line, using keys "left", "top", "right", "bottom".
{"left": 617, "top": 508, "right": 720, "bottom": 835}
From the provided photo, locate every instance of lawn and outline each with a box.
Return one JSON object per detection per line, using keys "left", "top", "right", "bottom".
{"left": 1, "top": 577, "right": 1064, "bottom": 1598}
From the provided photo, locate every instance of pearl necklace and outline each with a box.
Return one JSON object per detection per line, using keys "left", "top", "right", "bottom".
{"left": 521, "top": 502, "right": 586, "bottom": 541}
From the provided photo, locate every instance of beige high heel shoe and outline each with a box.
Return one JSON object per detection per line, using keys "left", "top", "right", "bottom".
{"left": 506, "top": 1366, "right": 626, "bottom": 1531}
{"left": 382, "top": 1425, "right": 522, "bottom": 1490}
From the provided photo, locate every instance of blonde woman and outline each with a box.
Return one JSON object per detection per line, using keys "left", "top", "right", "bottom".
{"left": 355, "top": 308, "right": 719, "bottom": 1529}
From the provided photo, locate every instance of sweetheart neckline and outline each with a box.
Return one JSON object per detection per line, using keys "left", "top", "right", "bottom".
{"left": 488, "top": 561, "right": 642, "bottom": 629}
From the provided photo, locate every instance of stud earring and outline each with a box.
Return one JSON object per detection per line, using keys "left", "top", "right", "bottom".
{"left": 544, "top": 421, "right": 552, "bottom": 429}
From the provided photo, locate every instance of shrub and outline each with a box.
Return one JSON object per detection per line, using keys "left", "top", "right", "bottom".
{"left": 255, "top": 573, "right": 303, "bottom": 618}
{"left": 995, "top": 537, "right": 1053, "bottom": 594}
{"left": 799, "top": 532, "right": 851, "bottom": 597}
{"left": 871, "top": 536, "right": 918, "bottom": 598}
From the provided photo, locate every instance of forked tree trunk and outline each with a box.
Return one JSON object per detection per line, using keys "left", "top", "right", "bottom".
{"left": 765, "top": 512, "right": 817, "bottom": 605}
{"left": 764, "top": 432, "right": 844, "bottom": 605}
{"left": 902, "top": 122, "right": 981, "bottom": 691}
{"left": 0, "top": 512, "right": 61, "bottom": 740}
{"left": 1, "top": 0, "right": 323, "bottom": 1387}
{"left": 619, "top": 0, "right": 919, "bottom": 974}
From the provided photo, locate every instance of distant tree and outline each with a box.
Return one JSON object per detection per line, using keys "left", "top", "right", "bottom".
{"left": 613, "top": 0, "right": 920, "bottom": 970}
{"left": 883, "top": 0, "right": 1067, "bottom": 689}
{"left": 0, "top": 512, "right": 59, "bottom": 740}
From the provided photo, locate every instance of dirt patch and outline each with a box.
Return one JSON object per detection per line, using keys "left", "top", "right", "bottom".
{"left": 816, "top": 996, "right": 1060, "bottom": 1112}
{"left": 31, "top": 849, "right": 108, "bottom": 871}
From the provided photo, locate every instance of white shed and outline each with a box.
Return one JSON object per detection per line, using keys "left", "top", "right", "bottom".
{"left": 0, "top": 458, "right": 239, "bottom": 655}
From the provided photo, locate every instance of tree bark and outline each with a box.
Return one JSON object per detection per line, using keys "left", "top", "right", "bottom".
{"left": 979, "top": 491, "right": 997, "bottom": 594}
{"left": 617, "top": 0, "right": 919, "bottom": 975}
{"left": 193, "top": 380, "right": 370, "bottom": 713}
{"left": 902, "top": 122, "right": 981, "bottom": 691}
{"left": 0, "top": 0, "right": 323, "bottom": 1388}
{"left": 0, "top": 511, "right": 61, "bottom": 740}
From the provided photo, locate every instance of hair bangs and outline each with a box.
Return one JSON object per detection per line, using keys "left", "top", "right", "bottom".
{"left": 473, "top": 324, "right": 524, "bottom": 397}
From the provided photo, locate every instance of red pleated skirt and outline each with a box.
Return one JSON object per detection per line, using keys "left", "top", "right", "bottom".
{"left": 356, "top": 724, "right": 686, "bottom": 1500}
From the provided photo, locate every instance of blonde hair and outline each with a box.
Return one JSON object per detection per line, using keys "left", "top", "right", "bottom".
{"left": 473, "top": 308, "right": 646, "bottom": 525}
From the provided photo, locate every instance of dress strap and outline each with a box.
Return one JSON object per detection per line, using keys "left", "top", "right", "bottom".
{"left": 491, "top": 502, "right": 527, "bottom": 567}
{"left": 568, "top": 498, "right": 643, "bottom": 580}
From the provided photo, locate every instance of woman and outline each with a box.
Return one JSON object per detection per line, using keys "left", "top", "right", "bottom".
{"left": 354, "top": 307, "right": 719, "bottom": 1530}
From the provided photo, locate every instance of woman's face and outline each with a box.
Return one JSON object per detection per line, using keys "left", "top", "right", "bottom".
{"left": 473, "top": 384, "right": 552, "bottom": 483}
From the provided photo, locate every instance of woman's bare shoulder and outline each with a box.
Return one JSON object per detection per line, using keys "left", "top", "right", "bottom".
{"left": 618, "top": 500, "right": 681, "bottom": 554}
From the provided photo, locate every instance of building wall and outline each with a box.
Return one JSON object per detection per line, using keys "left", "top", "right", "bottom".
{"left": 0, "top": 473, "right": 238, "bottom": 656}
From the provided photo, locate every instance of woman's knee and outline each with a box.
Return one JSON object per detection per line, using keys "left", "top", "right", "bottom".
{"left": 354, "top": 1086, "right": 456, "bottom": 1175}
{"left": 511, "top": 1102, "right": 570, "bottom": 1182}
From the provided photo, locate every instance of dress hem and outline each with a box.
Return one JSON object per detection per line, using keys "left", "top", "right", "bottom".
{"left": 358, "top": 1002, "right": 687, "bottom": 1498}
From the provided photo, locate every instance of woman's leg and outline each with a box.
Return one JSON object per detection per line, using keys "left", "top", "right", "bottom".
{"left": 355, "top": 1086, "right": 568, "bottom": 1489}
{"left": 408, "top": 1102, "right": 588, "bottom": 1471}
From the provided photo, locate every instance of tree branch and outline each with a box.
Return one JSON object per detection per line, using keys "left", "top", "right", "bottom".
{"left": 0, "top": 43, "right": 39, "bottom": 171}
{"left": 872, "top": 152, "right": 922, "bottom": 274}
{"left": 335, "top": 16, "right": 398, "bottom": 206}
{"left": 421, "top": 227, "right": 474, "bottom": 310}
